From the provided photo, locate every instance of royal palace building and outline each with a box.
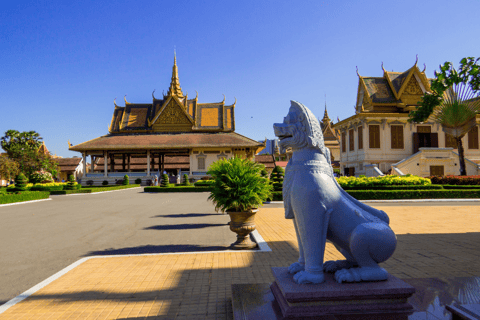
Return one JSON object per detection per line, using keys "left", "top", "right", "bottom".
{"left": 334, "top": 60, "right": 480, "bottom": 177}
{"left": 69, "top": 56, "right": 264, "bottom": 185}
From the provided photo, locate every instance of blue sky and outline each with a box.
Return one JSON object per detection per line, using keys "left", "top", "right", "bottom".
{"left": 1, "top": 0, "right": 479, "bottom": 157}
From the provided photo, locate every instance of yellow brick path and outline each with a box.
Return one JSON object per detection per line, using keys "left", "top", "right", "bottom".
{"left": 1, "top": 205, "right": 480, "bottom": 319}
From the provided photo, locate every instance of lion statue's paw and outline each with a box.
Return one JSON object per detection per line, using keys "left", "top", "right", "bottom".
{"left": 293, "top": 271, "right": 325, "bottom": 284}
{"left": 323, "top": 260, "right": 357, "bottom": 273}
{"left": 288, "top": 262, "right": 305, "bottom": 274}
{"left": 334, "top": 267, "right": 388, "bottom": 283}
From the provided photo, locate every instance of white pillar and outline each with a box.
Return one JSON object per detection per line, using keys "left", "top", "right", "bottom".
{"left": 104, "top": 151, "right": 108, "bottom": 177}
{"left": 82, "top": 152, "right": 87, "bottom": 178}
{"left": 147, "top": 150, "right": 150, "bottom": 177}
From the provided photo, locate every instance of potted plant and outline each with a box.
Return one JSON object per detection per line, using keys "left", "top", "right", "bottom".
{"left": 207, "top": 156, "right": 273, "bottom": 249}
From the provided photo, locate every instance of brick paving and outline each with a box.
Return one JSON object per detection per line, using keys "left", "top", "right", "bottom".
{"left": 1, "top": 205, "right": 479, "bottom": 319}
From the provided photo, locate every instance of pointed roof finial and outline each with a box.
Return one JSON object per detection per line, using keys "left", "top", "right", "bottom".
{"left": 422, "top": 63, "right": 426, "bottom": 73}
{"left": 415, "top": 54, "right": 418, "bottom": 66}
{"left": 356, "top": 66, "right": 361, "bottom": 77}
{"left": 167, "top": 51, "right": 184, "bottom": 98}
{"left": 381, "top": 61, "right": 386, "bottom": 72}
{"left": 322, "top": 95, "right": 331, "bottom": 126}
{"left": 124, "top": 95, "right": 128, "bottom": 104}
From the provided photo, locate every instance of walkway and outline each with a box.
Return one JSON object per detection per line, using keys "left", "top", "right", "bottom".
{"left": 1, "top": 204, "right": 480, "bottom": 319}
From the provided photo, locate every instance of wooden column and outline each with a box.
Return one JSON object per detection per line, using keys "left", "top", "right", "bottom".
{"left": 128, "top": 154, "right": 131, "bottom": 173}
{"left": 110, "top": 154, "right": 115, "bottom": 172}
{"left": 122, "top": 154, "right": 126, "bottom": 172}
{"left": 91, "top": 156, "right": 94, "bottom": 173}
{"left": 82, "top": 152, "right": 87, "bottom": 177}
{"left": 161, "top": 154, "right": 165, "bottom": 174}
{"left": 147, "top": 150, "right": 151, "bottom": 176}
{"left": 104, "top": 151, "right": 108, "bottom": 177}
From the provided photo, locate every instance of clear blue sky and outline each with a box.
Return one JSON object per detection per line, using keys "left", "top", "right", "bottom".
{"left": 1, "top": 0, "right": 479, "bottom": 157}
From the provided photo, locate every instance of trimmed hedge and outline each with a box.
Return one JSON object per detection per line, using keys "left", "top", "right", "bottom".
{"left": 442, "top": 185, "right": 480, "bottom": 189}
{"left": 50, "top": 189, "right": 92, "bottom": 195}
{"left": 30, "top": 185, "right": 64, "bottom": 191}
{"left": 144, "top": 186, "right": 211, "bottom": 193}
{"left": 346, "top": 189, "right": 480, "bottom": 200}
{"left": 270, "top": 191, "right": 283, "bottom": 201}
{"left": 430, "top": 175, "right": 480, "bottom": 185}
{"left": 193, "top": 180, "right": 214, "bottom": 187}
{"left": 341, "top": 185, "right": 443, "bottom": 190}
{"left": 337, "top": 175, "right": 431, "bottom": 187}
{"left": 0, "top": 191, "right": 50, "bottom": 204}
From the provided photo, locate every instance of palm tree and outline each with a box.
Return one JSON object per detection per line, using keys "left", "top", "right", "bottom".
{"left": 409, "top": 57, "right": 480, "bottom": 175}
{"left": 432, "top": 85, "right": 480, "bottom": 175}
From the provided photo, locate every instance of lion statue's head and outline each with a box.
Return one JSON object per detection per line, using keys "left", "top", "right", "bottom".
{"left": 273, "top": 100, "right": 330, "bottom": 164}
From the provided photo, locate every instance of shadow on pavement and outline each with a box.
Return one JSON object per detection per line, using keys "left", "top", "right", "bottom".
{"left": 84, "top": 244, "right": 230, "bottom": 256}
{"left": 144, "top": 223, "right": 226, "bottom": 230}
{"left": 151, "top": 213, "right": 223, "bottom": 218}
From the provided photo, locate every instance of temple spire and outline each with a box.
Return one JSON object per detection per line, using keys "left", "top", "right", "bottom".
{"left": 167, "top": 52, "right": 184, "bottom": 98}
{"left": 321, "top": 99, "right": 331, "bottom": 127}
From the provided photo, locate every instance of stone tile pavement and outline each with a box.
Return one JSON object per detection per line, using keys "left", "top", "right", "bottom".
{"left": 0, "top": 205, "right": 479, "bottom": 319}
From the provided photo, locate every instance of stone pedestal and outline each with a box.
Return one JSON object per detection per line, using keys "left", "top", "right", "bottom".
{"left": 270, "top": 267, "right": 416, "bottom": 318}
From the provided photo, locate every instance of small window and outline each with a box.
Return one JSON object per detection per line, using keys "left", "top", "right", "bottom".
{"left": 369, "top": 125, "right": 380, "bottom": 148}
{"left": 430, "top": 165, "right": 444, "bottom": 176}
{"left": 349, "top": 129, "right": 355, "bottom": 151}
{"left": 198, "top": 157, "right": 205, "bottom": 170}
{"left": 358, "top": 126, "right": 363, "bottom": 150}
{"left": 341, "top": 131, "right": 346, "bottom": 153}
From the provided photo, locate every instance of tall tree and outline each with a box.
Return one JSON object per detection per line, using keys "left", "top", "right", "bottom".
{"left": 0, "top": 130, "right": 59, "bottom": 179}
{"left": 409, "top": 57, "right": 480, "bottom": 175}
{"left": 0, "top": 155, "right": 20, "bottom": 182}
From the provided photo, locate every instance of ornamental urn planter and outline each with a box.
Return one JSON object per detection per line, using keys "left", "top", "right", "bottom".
{"left": 228, "top": 208, "right": 258, "bottom": 250}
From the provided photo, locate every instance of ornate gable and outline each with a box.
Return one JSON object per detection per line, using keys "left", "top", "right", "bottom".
{"left": 150, "top": 97, "right": 194, "bottom": 132}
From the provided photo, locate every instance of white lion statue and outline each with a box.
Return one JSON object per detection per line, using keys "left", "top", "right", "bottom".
{"left": 273, "top": 101, "right": 397, "bottom": 284}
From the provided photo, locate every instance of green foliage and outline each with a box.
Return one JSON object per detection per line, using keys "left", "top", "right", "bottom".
{"left": 0, "top": 191, "right": 50, "bottom": 204}
{"left": 194, "top": 180, "right": 214, "bottom": 187}
{"left": 14, "top": 173, "right": 29, "bottom": 191}
{"left": 336, "top": 175, "right": 431, "bottom": 187}
{"left": 123, "top": 175, "right": 129, "bottom": 185}
{"left": 102, "top": 180, "right": 109, "bottom": 186}
{"left": 270, "top": 166, "right": 285, "bottom": 192}
{"left": 207, "top": 157, "right": 273, "bottom": 212}
{"left": 341, "top": 185, "right": 442, "bottom": 190}
{"left": 430, "top": 175, "right": 480, "bottom": 185}
{"left": 346, "top": 189, "right": 480, "bottom": 200}
{"left": 0, "top": 155, "right": 20, "bottom": 181}
{"left": 64, "top": 174, "right": 77, "bottom": 190}
{"left": 144, "top": 186, "right": 210, "bottom": 193}
{"left": 160, "top": 173, "right": 169, "bottom": 187}
{"left": 135, "top": 178, "right": 142, "bottom": 184}
{"left": 182, "top": 173, "right": 191, "bottom": 186}
{"left": 30, "top": 185, "right": 64, "bottom": 191}
{"left": 29, "top": 170, "right": 54, "bottom": 184}
{"left": 50, "top": 189, "right": 92, "bottom": 195}
{"left": 409, "top": 57, "right": 480, "bottom": 124}
{"left": 0, "top": 130, "right": 60, "bottom": 179}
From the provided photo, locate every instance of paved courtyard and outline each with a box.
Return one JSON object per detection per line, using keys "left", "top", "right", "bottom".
{"left": 0, "top": 189, "right": 479, "bottom": 319}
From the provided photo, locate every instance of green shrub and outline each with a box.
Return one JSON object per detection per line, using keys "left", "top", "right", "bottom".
{"left": 207, "top": 157, "right": 273, "bottom": 212}
{"left": 86, "top": 180, "right": 94, "bottom": 186}
{"left": 82, "top": 184, "right": 140, "bottom": 193}
{"left": 50, "top": 189, "right": 92, "bottom": 195}
{"left": 123, "top": 175, "right": 129, "bottom": 185}
{"left": 102, "top": 180, "right": 109, "bottom": 186}
{"left": 30, "top": 185, "right": 64, "bottom": 191}
{"left": 337, "top": 174, "right": 431, "bottom": 188}
{"left": 270, "top": 166, "right": 284, "bottom": 192}
{"left": 14, "top": 173, "right": 29, "bottom": 191}
{"left": 160, "top": 174, "right": 169, "bottom": 187}
{"left": 135, "top": 178, "right": 142, "bottom": 184}
{"left": 64, "top": 174, "right": 77, "bottom": 190}
{"left": 346, "top": 189, "right": 480, "bottom": 200}
{"left": 182, "top": 173, "right": 190, "bottom": 186}
{"left": 341, "top": 185, "right": 443, "bottom": 190}
{"left": 430, "top": 175, "right": 480, "bottom": 185}
{"left": 144, "top": 186, "right": 210, "bottom": 193}
{"left": 194, "top": 180, "right": 214, "bottom": 187}
{"left": 0, "top": 191, "right": 50, "bottom": 204}
{"left": 29, "top": 170, "right": 54, "bottom": 184}
{"left": 442, "top": 185, "right": 480, "bottom": 189}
